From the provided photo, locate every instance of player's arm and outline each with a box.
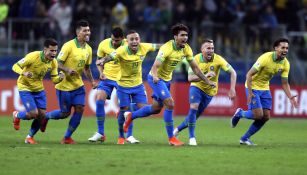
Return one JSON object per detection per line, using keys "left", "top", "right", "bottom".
{"left": 188, "top": 72, "right": 216, "bottom": 82}
{"left": 96, "top": 56, "right": 114, "bottom": 66}
{"left": 226, "top": 68, "right": 237, "bottom": 100}
{"left": 151, "top": 59, "right": 162, "bottom": 83}
{"left": 84, "top": 65, "right": 98, "bottom": 88}
{"left": 12, "top": 57, "right": 33, "bottom": 78}
{"left": 188, "top": 59, "right": 216, "bottom": 87}
{"left": 96, "top": 57, "right": 106, "bottom": 80}
{"left": 280, "top": 63, "right": 298, "bottom": 108}
{"left": 50, "top": 60, "right": 64, "bottom": 84}
{"left": 57, "top": 60, "right": 78, "bottom": 76}
{"left": 246, "top": 67, "right": 258, "bottom": 104}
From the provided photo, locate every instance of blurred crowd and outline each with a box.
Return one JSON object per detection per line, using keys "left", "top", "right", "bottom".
{"left": 0, "top": 0, "right": 307, "bottom": 57}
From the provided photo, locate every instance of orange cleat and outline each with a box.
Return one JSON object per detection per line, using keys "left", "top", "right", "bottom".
{"left": 117, "top": 137, "right": 125, "bottom": 145}
{"left": 61, "top": 137, "right": 76, "bottom": 144}
{"left": 169, "top": 136, "right": 184, "bottom": 146}
{"left": 40, "top": 118, "right": 49, "bottom": 132}
{"left": 123, "top": 112, "right": 133, "bottom": 133}
{"left": 12, "top": 111, "right": 20, "bottom": 130}
{"left": 25, "top": 137, "right": 38, "bottom": 144}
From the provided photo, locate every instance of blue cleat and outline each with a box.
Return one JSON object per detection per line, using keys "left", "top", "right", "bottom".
{"left": 231, "top": 108, "right": 242, "bottom": 128}
{"left": 240, "top": 138, "right": 257, "bottom": 146}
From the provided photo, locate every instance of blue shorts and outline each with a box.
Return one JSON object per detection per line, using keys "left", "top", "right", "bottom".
{"left": 19, "top": 90, "right": 46, "bottom": 112}
{"left": 246, "top": 88, "right": 272, "bottom": 110}
{"left": 189, "top": 86, "right": 213, "bottom": 115}
{"left": 117, "top": 84, "right": 147, "bottom": 108}
{"left": 147, "top": 74, "right": 171, "bottom": 105}
{"left": 56, "top": 86, "right": 86, "bottom": 113}
{"left": 97, "top": 79, "right": 118, "bottom": 99}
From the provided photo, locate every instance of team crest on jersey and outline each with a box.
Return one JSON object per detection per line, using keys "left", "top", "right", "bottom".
{"left": 210, "top": 66, "right": 214, "bottom": 71}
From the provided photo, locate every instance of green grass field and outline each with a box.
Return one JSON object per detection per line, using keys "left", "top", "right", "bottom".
{"left": 0, "top": 116, "right": 307, "bottom": 175}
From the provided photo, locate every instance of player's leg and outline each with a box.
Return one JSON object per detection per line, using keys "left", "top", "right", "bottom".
{"left": 231, "top": 88, "right": 258, "bottom": 128}
{"left": 126, "top": 102, "right": 138, "bottom": 139}
{"left": 61, "top": 86, "right": 86, "bottom": 144}
{"left": 13, "top": 91, "right": 40, "bottom": 130}
{"left": 240, "top": 91, "right": 272, "bottom": 145}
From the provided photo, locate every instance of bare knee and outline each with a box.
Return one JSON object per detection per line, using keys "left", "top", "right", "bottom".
{"left": 163, "top": 98, "right": 174, "bottom": 110}
{"left": 28, "top": 110, "right": 39, "bottom": 119}
{"left": 60, "top": 112, "right": 71, "bottom": 119}
{"left": 74, "top": 105, "right": 84, "bottom": 113}
{"left": 190, "top": 103, "right": 199, "bottom": 110}
{"left": 252, "top": 109, "right": 264, "bottom": 120}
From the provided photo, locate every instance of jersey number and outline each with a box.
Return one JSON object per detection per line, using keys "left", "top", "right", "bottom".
{"left": 78, "top": 60, "right": 85, "bottom": 67}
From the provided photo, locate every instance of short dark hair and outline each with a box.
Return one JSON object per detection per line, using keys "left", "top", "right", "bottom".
{"left": 112, "top": 27, "right": 124, "bottom": 38}
{"left": 76, "top": 19, "right": 89, "bottom": 30}
{"left": 273, "top": 38, "right": 289, "bottom": 48}
{"left": 171, "top": 23, "right": 189, "bottom": 35}
{"left": 203, "top": 39, "right": 214, "bottom": 44}
{"left": 44, "top": 38, "right": 57, "bottom": 47}
{"left": 127, "top": 30, "right": 137, "bottom": 36}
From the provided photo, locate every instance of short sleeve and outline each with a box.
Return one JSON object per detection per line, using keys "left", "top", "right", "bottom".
{"left": 281, "top": 60, "right": 290, "bottom": 78}
{"left": 57, "top": 43, "right": 70, "bottom": 63}
{"left": 184, "top": 45, "right": 193, "bottom": 62}
{"left": 252, "top": 55, "right": 266, "bottom": 71}
{"left": 156, "top": 44, "right": 171, "bottom": 62}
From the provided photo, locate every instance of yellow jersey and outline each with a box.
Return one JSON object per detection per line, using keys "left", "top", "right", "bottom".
{"left": 110, "top": 43, "right": 157, "bottom": 87}
{"left": 246, "top": 51, "right": 290, "bottom": 90}
{"left": 56, "top": 38, "right": 92, "bottom": 91}
{"left": 189, "top": 53, "right": 232, "bottom": 96}
{"left": 151, "top": 40, "right": 193, "bottom": 81}
{"left": 97, "top": 38, "right": 126, "bottom": 81}
{"left": 12, "top": 51, "right": 61, "bottom": 92}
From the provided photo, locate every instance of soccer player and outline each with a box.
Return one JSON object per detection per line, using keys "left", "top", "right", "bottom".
{"left": 88, "top": 27, "right": 140, "bottom": 144}
{"left": 42, "top": 20, "right": 98, "bottom": 144}
{"left": 231, "top": 38, "right": 299, "bottom": 145}
{"left": 12, "top": 38, "right": 64, "bottom": 144}
{"left": 122, "top": 23, "right": 216, "bottom": 146}
{"left": 96, "top": 30, "right": 160, "bottom": 144}
{"left": 173, "top": 39, "right": 237, "bottom": 146}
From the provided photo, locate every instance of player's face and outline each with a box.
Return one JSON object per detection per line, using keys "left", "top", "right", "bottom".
{"left": 127, "top": 33, "right": 140, "bottom": 52}
{"left": 111, "top": 35, "right": 124, "bottom": 49}
{"left": 174, "top": 30, "right": 188, "bottom": 48}
{"left": 275, "top": 42, "right": 289, "bottom": 59}
{"left": 201, "top": 42, "right": 214, "bottom": 60}
{"left": 44, "top": 45, "right": 58, "bottom": 61}
{"left": 77, "top": 26, "right": 91, "bottom": 42}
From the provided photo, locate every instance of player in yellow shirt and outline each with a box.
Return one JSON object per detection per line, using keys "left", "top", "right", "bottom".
{"left": 96, "top": 30, "right": 160, "bottom": 144}
{"left": 173, "top": 39, "right": 237, "bottom": 145}
{"left": 231, "top": 38, "right": 299, "bottom": 145}
{"left": 123, "top": 24, "right": 216, "bottom": 146}
{"left": 12, "top": 38, "right": 64, "bottom": 144}
{"left": 88, "top": 27, "right": 140, "bottom": 144}
{"left": 42, "top": 20, "right": 98, "bottom": 144}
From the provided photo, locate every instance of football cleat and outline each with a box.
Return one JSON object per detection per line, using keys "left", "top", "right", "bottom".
{"left": 61, "top": 137, "right": 76, "bottom": 144}
{"left": 169, "top": 136, "right": 184, "bottom": 146}
{"left": 40, "top": 118, "right": 49, "bottom": 132}
{"left": 126, "top": 136, "right": 140, "bottom": 144}
{"left": 189, "top": 137, "right": 197, "bottom": 146}
{"left": 25, "top": 136, "right": 38, "bottom": 144}
{"left": 240, "top": 138, "right": 257, "bottom": 146}
{"left": 12, "top": 111, "right": 20, "bottom": 130}
{"left": 123, "top": 112, "right": 133, "bottom": 133}
{"left": 231, "top": 108, "right": 242, "bottom": 128}
{"left": 117, "top": 137, "right": 125, "bottom": 145}
{"left": 88, "top": 132, "right": 106, "bottom": 142}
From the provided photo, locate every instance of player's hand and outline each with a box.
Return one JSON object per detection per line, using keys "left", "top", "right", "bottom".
{"left": 96, "top": 59, "right": 103, "bottom": 66}
{"left": 290, "top": 95, "right": 299, "bottom": 108}
{"left": 23, "top": 72, "right": 33, "bottom": 78}
{"left": 247, "top": 92, "right": 255, "bottom": 105}
{"left": 206, "top": 71, "right": 216, "bottom": 79}
{"left": 208, "top": 81, "right": 216, "bottom": 88}
{"left": 59, "top": 72, "right": 65, "bottom": 80}
{"left": 68, "top": 69, "right": 77, "bottom": 76}
{"left": 99, "top": 73, "right": 106, "bottom": 80}
{"left": 153, "top": 76, "right": 160, "bottom": 84}
{"left": 228, "top": 88, "right": 236, "bottom": 101}
{"left": 91, "top": 81, "right": 98, "bottom": 89}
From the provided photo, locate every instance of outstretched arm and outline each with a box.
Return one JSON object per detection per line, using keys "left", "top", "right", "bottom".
{"left": 189, "top": 60, "right": 216, "bottom": 87}
{"left": 227, "top": 68, "right": 237, "bottom": 100}
{"left": 84, "top": 65, "right": 98, "bottom": 89}
{"left": 281, "top": 78, "right": 298, "bottom": 108}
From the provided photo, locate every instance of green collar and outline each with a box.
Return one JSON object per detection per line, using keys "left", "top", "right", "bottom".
{"left": 40, "top": 51, "right": 48, "bottom": 63}
{"left": 172, "top": 40, "right": 182, "bottom": 51}
{"left": 74, "top": 38, "right": 86, "bottom": 48}
{"left": 272, "top": 51, "right": 284, "bottom": 63}
{"left": 200, "top": 53, "right": 214, "bottom": 63}
{"left": 126, "top": 45, "right": 139, "bottom": 55}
